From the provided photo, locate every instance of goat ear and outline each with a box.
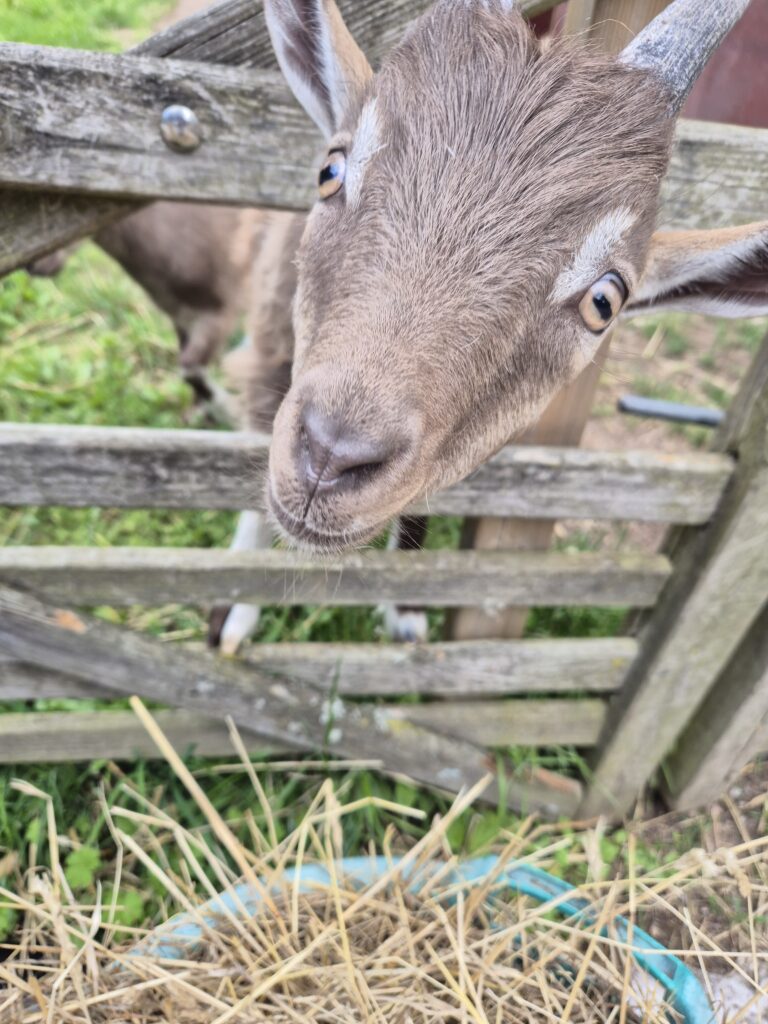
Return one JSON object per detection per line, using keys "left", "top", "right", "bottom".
{"left": 627, "top": 222, "right": 768, "bottom": 319}
{"left": 264, "top": 0, "right": 373, "bottom": 137}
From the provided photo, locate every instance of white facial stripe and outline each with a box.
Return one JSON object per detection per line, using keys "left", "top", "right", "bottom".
{"left": 550, "top": 208, "right": 637, "bottom": 303}
{"left": 345, "top": 99, "right": 383, "bottom": 208}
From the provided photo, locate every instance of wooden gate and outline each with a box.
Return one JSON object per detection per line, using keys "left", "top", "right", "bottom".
{"left": 1, "top": 0, "right": 767, "bottom": 819}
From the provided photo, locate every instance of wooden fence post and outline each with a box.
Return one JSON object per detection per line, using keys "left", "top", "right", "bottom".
{"left": 581, "top": 333, "right": 768, "bottom": 819}
{"left": 663, "top": 599, "right": 768, "bottom": 809}
{"left": 449, "top": 0, "right": 669, "bottom": 642}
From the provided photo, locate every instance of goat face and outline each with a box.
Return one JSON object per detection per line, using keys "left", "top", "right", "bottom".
{"left": 264, "top": 0, "right": 762, "bottom": 552}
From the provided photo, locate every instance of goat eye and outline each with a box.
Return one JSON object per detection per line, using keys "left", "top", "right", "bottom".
{"left": 578, "top": 273, "right": 628, "bottom": 333}
{"left": 318, "top": 150, "right": 346, "bottom": 199}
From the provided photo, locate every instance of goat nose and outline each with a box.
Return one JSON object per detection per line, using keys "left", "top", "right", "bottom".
{"left": 299, "top": 404, "right": 397, "bottom": 494}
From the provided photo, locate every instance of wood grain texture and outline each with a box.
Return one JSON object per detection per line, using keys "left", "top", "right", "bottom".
{"left": 660, "top": 119, "right": 768, "bottom": 230}
{"left": 581, "top": 333, "right": 768, "bottom": 819}
{"left": 2, "top": 46, "right": 766, "bottom": 218}
{"left": 0, "top": 546, "right": 671, "bottom": 608}
{"left": 562, "top": 0, "right": 597, "bottom": 36}
{"left": 0, "top": 46, "right": 317, "bottom": 207}
{"left": 0, "top": 423, "right": 270, "bottom": 510}
{"left": 0, "top": 193, "right": 139, "bottom": 274}
{"left": 0, "top": 698, "right": 606, "bottom": 764}
{"left": 0, "top": 423, "right": 733, "bottom": 523}
{"left": 0, "top": 709, "right": 278, "bottom": 764}
{"left": 664, "top": 572, "right": 768, "bottom": 809}
{"left": 0, "top": 0, "right": 558, "bottom": 273}
{"left": 0, "top": 584, "right": 582, "bottom": 816}
{"left": 581, "top": 0, "right": 669, "bottom": 48}
{"left": 56, "top": 0, "right": 562, "bottom": 72}
{"left": 1, "top": 0, "right": 767, "bottom": 272}
{"left": 391, "top": 698, "right": 608, "bottom": 747}
{"left": 0, "top": 635, "right": 637, "bottom": 699}
{"left": 0, "top": 1, "right": 265, "bottom": 273}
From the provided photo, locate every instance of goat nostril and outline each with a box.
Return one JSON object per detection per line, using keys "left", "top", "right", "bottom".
{"left": 299, "top": 404, "right": 399, "bottom": 494}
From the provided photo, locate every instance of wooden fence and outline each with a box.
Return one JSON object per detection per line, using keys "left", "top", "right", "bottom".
{"left": 1, "top": 0, "right": 767, "bottom": 819}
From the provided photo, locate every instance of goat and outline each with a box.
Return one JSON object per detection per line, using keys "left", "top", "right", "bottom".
{"left": 256, "top": 0, "right": 767, "bottom": 559}
{"left": 29, "top": 0, "right": 768, "bottom": 653}
{"left": 206, "top": 207, "right": 430, "bottom": 651}
{"left": 28, "top": 202, "right": 429, "bottom": 650}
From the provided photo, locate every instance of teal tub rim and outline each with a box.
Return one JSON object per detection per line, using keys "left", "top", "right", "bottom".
{"left": 129, "top": 854, "right": 714, "bottom": 1023}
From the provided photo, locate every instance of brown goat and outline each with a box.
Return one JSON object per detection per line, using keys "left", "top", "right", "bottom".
{"left": 28, "top": 203, "right": 428, "bottom": 650}
{"left": 27, "top": 0, "right": 768, "bottom": 652}
{"left": 261, "top": 0, "right": 767, "bottom": 555}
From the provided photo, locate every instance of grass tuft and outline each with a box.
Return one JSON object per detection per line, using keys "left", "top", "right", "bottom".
{"left": 0, "top": 0, "right": 173, "bottom": 49}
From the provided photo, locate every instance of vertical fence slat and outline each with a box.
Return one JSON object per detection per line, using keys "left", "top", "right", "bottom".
{"left": 580, "top": 334, "right": 768, "bottom": 819}
{"left": 663, "top": 599, "right": 768, "bottom": 809}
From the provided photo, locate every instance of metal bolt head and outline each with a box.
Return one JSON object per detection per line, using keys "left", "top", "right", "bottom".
{"left": 160, "top": 104, "right": 203, "bottom": 152}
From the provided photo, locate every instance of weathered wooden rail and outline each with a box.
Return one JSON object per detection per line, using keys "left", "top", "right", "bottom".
{"left": 0, "top": 424, "right": 733, "bottom": 522}
{"left": 1, "top": 375, "right": 763, "bottom": 817}
{"left": 2, "top": 43, "right": 767, "bottom": 226}
{"left": 0, "top": 546, "right": 671, "bottom": 608}
{"left": 1, "top": 0, "right": 767, "bottom": 819}
{"left": 0, "top": 634, "right": 626, "bottom": 772}
{"left": 0, "top": 585, "right": 584, "bottom": 816}
{"left": 2, "top": 0, "right": 768, "bottom": 272}
{"left": 1, "top": 637, "right": 637, "bottom": 698}
{"left": 0, "top": 702, "right": 608, "bottom": 764}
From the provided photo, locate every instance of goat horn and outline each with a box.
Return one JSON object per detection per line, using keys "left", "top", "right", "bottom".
{"left": 620, "top": 0, "right": 751, "bottom": 112}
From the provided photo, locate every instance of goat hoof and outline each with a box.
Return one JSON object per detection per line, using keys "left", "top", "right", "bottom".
{"left": 382, "top": 606, "right": 429, "bottom": 644}
{"left": 208, "top": 603, "right": 262, "bottom": 655}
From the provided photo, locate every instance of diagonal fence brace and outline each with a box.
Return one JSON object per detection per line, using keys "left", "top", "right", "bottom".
{"left": 0, "top": 583, "right": 582, "bottom": 817}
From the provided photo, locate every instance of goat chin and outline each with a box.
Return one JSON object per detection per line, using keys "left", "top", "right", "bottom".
{"left": 266, "top": 499, "right": 385, "bottom": 556}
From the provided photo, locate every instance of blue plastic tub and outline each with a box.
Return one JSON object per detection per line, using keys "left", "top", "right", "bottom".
{"left": 130, "top": 855, "right": 715, "bottom": 1023}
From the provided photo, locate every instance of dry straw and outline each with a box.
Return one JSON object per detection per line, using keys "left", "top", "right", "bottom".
{"left": 0, "top": 702, "right": 766, "bottom": 1023}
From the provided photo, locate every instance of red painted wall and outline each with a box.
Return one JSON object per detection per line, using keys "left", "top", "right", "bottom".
{"left": 534, "top": 1, "right": 767, "bottom": 130}
{"left": 683, "top": 0, "right": 768, "bottom": 128}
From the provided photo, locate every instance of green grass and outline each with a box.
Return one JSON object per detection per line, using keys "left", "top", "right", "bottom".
{"left": 0, "top": 243, "right": 610, "bottom": 925}
{"left": 636, "top": 311, "right": 766, "bottom": 360}
{"left": 0, "top": 0, "right": 664, "bottom": 934}
{"left": 0, "top": 241, "right": 614, "bottom": 930}
{"left": 636, "top": 313, "right": 691, "bottom": 355}
{"left": 0, "top": 0, "right": 172, "bottom": 49}
{"left": 714, "top": 317, "right": 768, "bottom": 354}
